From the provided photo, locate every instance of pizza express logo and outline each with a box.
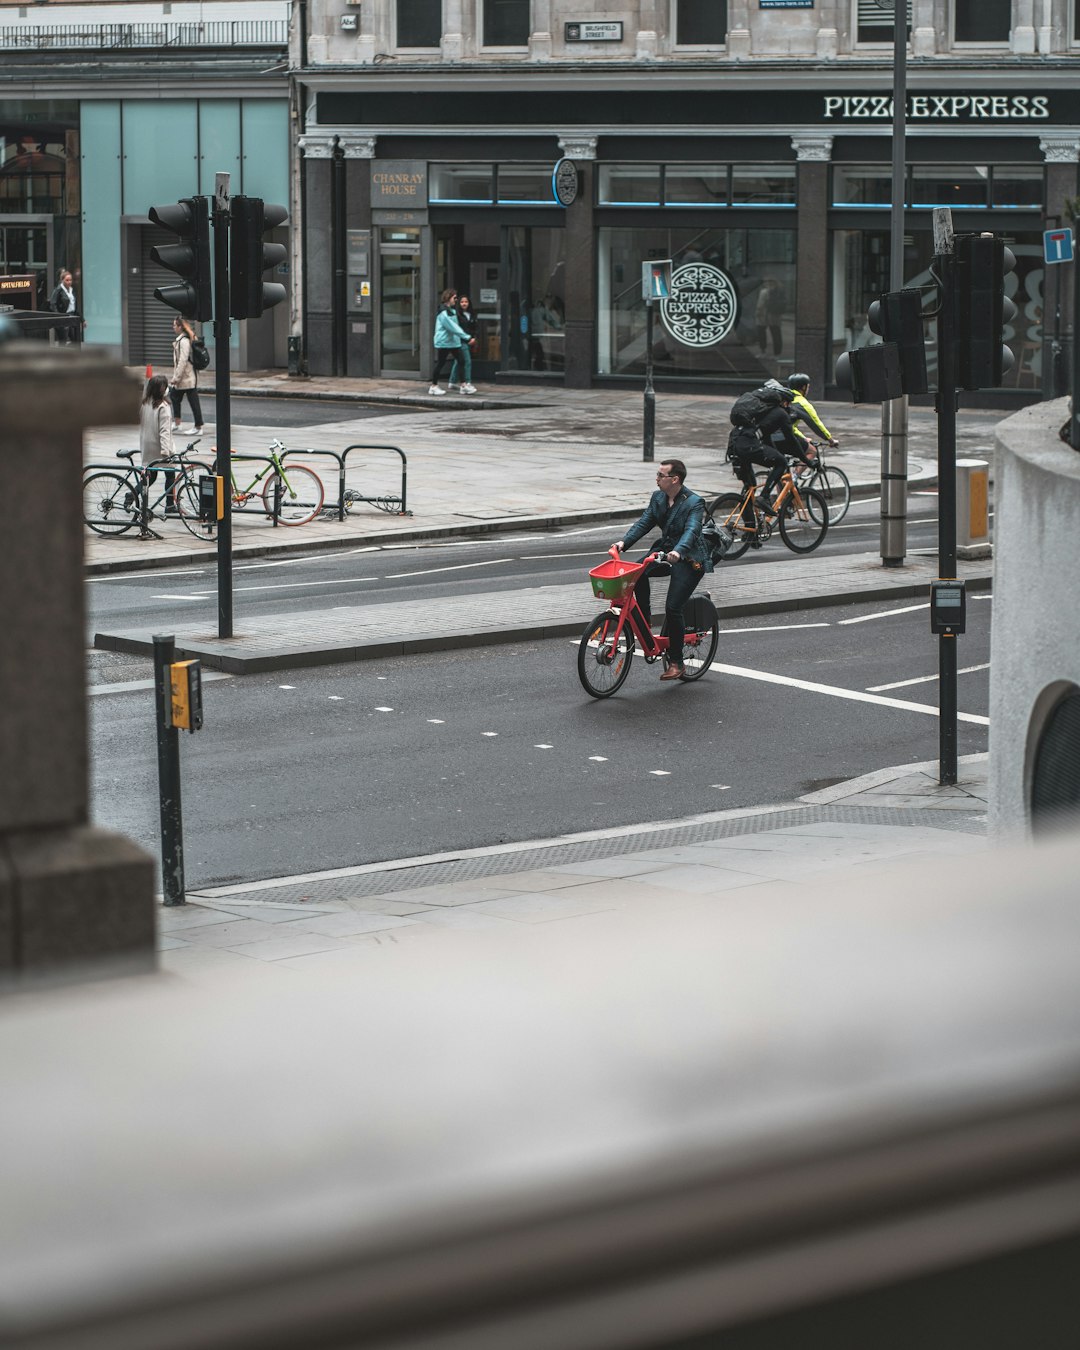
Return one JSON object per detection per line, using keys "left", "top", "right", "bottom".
{"left": 661, "top": 264, "right": 739, "bottom": 348}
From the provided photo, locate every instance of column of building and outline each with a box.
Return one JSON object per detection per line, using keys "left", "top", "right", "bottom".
{"left": 791, "top": 135, "right": 833, "bottom": 391}
{"left": 558, "top": 135, "right": 597, "bottom": 389}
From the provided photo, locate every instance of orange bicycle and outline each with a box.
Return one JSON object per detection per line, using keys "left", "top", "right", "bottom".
{"left": 577, "top": 549, "right": 719, "bottom": 699}
{"left": 707, "top": 467, "right": 829, "bottom": 560}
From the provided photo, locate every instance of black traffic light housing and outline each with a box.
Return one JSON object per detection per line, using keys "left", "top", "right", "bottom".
{"left": 230, "top": 196, "right": 288, "bottom": 320}
{"left": 835, "top": 343, "right": 903, "bottom": 403}
{"left": 954, "top": 233, "right": 1017, "bottom": 390}
{"left": 149, "top": 197, "right": 211, "bottom": 323}
{"left": 868, "top": 289, "right": 929, "bottom": 395}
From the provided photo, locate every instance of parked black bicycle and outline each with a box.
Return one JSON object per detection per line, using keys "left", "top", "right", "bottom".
{"left": 82, "top": 439, "right": 211, "bottom": 537}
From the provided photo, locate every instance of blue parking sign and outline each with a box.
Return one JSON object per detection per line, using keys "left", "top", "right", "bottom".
{"left": 1044, "top": 228, "right": 1074, "bottom": 264}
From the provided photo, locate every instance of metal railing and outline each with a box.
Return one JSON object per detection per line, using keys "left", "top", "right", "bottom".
{"left": 283, "top": 443, "right": 411, "bottom": 522}
{"left": 0, "top": 20, "right": 288, "bottom": 50}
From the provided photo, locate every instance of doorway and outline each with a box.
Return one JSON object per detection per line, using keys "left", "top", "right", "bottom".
{"left": 379, "top": 229, "right": 421, "bottom": 374}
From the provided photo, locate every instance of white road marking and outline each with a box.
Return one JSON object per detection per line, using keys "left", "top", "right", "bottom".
{"left": 88, "top": 568, "right": 206, "bottom": 582}
{"left": 650, "top": 770, "right": 671, "bottom": 776}
{"left": 711, "top": 785, "right": 731, "bottom": 790}
{"left": 588, "top": 756, "right": 608, "bottom": 762}
{"left": 720, "top": 622, "right": 830, "bottom": 634}
{"left": 154, "top": 576, "right": 380, "bottom": 598}
{"left": 428, "top": 719, "right": 445, "bottom": 724}
{"left": 328, "top": 695, "right": 345, "bottom": 701}
{"left": 89, "top": 671, "right": 231, "bottom": 697}
{"left": 972, "top": 594, "right": 993, "bottom": 601}
{"left": 279, "top": 684, "right": 296, "bottom": 690}
{"left": 709, "top": 661, "right": 989, "bottom": 725}
{"left": 534, "top": 743, "right": 553, "bottom": 749}
{"left": 838, "top": 603, "right": 929, "bottom": 625}
{"left": 481, "top": 731, "right": 498, "bottom": 737}
{"left": 375, "top": 706, "right": 393, "bottom": 712}
{"left": 528, "top": 551, "right": 615, "bottom": 560}
{"left": 385, "top": 558, "right": 513, "bottom": 579}
{"left": 867, "top": 662, "right": 990, "bottom": 692}
{"left": 150, "top": 594, "right": 205, "bottom": 601}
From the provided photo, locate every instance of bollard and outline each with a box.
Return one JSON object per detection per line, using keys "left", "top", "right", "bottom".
{"left": 956, "top": 458, "right": 991, "bottom": 560}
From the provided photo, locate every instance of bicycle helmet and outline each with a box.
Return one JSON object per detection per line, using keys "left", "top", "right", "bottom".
{"left": 788, "top": 373, "right": 811, "bottom": 391}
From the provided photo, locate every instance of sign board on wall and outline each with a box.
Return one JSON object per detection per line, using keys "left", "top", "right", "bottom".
{"left": 565, "top": 22, "right": 623, "bottom": 41}
{"left": 759, "top": 1, "right": 814, "bottom": 8}
{"left": 0, "top": 275, "right": 36, "bottom": 310}
{"left": 660, "top": 264, "right": 740, "bottom": 348}
{"left": 552, "top": 157, "right": 579, "bottom": 207}
{"left": 370, "top": 161, "right": 427, "bottom": 208}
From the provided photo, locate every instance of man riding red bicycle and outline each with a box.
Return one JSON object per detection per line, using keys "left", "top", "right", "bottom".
{"left": 612, "top": 458, "right": 712, "bottom": 682}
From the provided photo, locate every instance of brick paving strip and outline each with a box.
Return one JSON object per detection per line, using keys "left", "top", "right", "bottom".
{"left": 95, "top": 550, "right": 991, "bottom": 674}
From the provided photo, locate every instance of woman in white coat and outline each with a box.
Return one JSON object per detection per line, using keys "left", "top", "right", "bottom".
{"left": 170, "top": 316, "right": 204, "bottom": 432}
{"left": 140, "top": 374, "right": 178, "bottom": 512}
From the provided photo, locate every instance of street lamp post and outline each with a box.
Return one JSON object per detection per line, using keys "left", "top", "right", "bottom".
{"left": 880, "top": 0, "right": 909, "bottom": 568}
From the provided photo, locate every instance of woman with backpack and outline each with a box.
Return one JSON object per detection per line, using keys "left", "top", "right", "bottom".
{"left": 170, "top": 316, "right": 205, "bottom": 434}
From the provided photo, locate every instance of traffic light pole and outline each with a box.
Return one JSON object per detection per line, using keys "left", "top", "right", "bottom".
{"left": 212, "top": 178, "right": 234, "bottom": 640}
{"left": 880, "top": 0, "right": 909, "bottom": 569}
{"left": 934, "top": 245, "right": 959, "bottom": 787}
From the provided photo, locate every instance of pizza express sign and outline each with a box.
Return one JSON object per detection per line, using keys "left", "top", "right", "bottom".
{"left": 661, "top": 264, "right": 739, "bottom": 348}
{"left": 824, "top": 92, "right": 1050, "bottom": 121}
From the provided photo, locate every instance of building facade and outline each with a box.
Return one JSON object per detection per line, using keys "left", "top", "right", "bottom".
{"left": 0, "top": 0, "right": 289, "bottom": 369}
{"left": 293, "top": 0, "right": 1080, "bottom": 399}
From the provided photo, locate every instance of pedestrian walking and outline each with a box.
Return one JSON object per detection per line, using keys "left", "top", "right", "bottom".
{"left": 48, "top": 269, "right": 82, "bottom": 345}
{"left": 140, "top": 374, "right": 178, "bottom": 510}
{"left": 170, "top": 316, "right": 204, "bottom": 432}
{"left": 449, "top": 293, "right": 478, "bottom": 394}
{"left": 755, "top": 278, "right": 784, "bottom": 357}
{"left": 428, "top": 289, "right": 472, "bottom": 396}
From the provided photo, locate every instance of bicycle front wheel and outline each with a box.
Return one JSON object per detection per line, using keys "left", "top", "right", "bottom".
{"left": 83, "top": 471, "right": 137, "bottom": 536}
{"left": 708, "top": 494, "right": 753, "bottom": 560}
{"left": 173, "top": 470, "right": 217, "bottom": 541}
{"left": 262, "top": 464, "right": 324, "bottom": 526}
{"left": 680, "top": 594, "right": 719, "bottom": 682}
{"left": 811, "top": 465, "right": 851, "bottom": 524}
{"left": 578, "top": 610, "right": 635, "bottom": 699}
{"left": 778, "top": 488, "right": 829, "bottom": 554}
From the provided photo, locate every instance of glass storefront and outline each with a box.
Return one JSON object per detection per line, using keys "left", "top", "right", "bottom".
{"left": 832, "top": 227, "right": 1045, "bottom": 391}
{"left": 380, "top": 228, "right": 421, "bottom": 372}
{"left": 597, "top": 225, "right": 796, "bottom": 381}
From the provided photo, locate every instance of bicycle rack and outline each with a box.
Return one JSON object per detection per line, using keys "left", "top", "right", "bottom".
{"left": 282, "top": 444, "right": 411, "bottom": 522}
{"left": 82, "top": 453, "right": 200, "bottom": 541}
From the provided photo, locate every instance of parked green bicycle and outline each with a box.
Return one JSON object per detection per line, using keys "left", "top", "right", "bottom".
{"left": 175, "top": 438, "right": 324, "bottom": 539}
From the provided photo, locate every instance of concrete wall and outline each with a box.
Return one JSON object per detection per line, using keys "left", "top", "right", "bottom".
{"left": 989, "top": 397, "right": 1080, "bottom": 836}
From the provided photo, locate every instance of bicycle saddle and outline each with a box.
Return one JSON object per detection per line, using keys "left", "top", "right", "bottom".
{"left": 116, "top": 448, "right": 137, "bottom": 460}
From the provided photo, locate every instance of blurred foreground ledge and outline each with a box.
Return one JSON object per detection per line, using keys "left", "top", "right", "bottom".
{"left": 1, "top": 833, "right": 1078, "bottom": 1350}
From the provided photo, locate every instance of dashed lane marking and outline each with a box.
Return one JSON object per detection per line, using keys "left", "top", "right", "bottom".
{"left": 708, "top": 662, "right": 989, "bottom": 726}
{"left": 838, "top": 603, "right": 929, "bottom": 625}
{"left": 384, "top": 558, "right": 513, "bottom": 579}
{"left": 89, "top": 671, "right": 232, "bottom": 697}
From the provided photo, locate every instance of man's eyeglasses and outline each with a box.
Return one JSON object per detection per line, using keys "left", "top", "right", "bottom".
{"left": 656, "top": 472, "right": 674, "bottom": 480}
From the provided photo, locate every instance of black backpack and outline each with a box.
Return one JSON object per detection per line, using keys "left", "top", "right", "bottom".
{"left": 729, "top": 385, "right": 784, "bottom": 428}
{"left": 189, "top": 336, "right": 211, "bottom": 371}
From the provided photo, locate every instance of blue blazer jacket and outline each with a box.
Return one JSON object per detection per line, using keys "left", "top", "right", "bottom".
{"left": 622, "top": 487, "right": 711, "bottom": 570}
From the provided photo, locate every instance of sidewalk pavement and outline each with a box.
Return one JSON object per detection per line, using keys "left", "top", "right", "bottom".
{"left": 159, "top": 753, "right": 989, "bottom": 986}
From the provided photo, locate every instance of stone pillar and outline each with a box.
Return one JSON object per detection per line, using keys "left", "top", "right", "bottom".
{"left": 299, "top": 133, "right": 336, "bottom": 376}
{"left": 1013, "top": 0, "right": 1037, "bottom": 53}
{"left": 727, "top": 0, "right": 751, "bottom": 57}
{"left": 911, "top": 0, "right": 936, "bottom": 56}
{"left": 558, "top": 137, "right": 596, "bottom": 390}
{"left": 529, "top": 0, "right": 552, "bottom": 60}
{"left": 636, "top": 0, "right": 658, "bottom": 58}
{"left": 0, "top": 346, "right": 154, "bottom": 985}
{"left": 345, "top": 137, "right": 376, "bottom": 378}
{"left": 1036, "top": 0, "right": 1057, "bottom": 52}
{"left": 443, "top": 0, "right": 464, "bottom": 61}
{"left": 791, "top": 136, "right": 832, "bottom": 391}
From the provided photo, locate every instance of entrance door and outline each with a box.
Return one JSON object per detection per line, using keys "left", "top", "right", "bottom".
{"left": 379, "top": 230, "right": 421, "bottom": 374}
{"left": 0, "top": 219, "right": 51, "bottom": 309}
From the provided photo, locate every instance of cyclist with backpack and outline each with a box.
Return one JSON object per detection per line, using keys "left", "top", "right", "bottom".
{"left": 727, "top": 384, "right": 815, "bottom": 520}
{"left": 170, "top": 316, "right": 205, "bottom": 434}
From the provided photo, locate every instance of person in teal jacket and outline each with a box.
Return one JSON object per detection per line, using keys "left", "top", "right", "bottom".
{"left": 428, "top": 290, "right": 472, "bottom": 395}
{"left": 612, "top": 459, "right": 712, "bottom": 681}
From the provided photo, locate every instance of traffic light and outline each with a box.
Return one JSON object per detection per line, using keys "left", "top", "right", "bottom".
{"left": 230, "top": 196, "right": 288, "bottom": 320}
{"left": 867, "top": 289, "right": 929, "bottom": 395}
{"left": 835, "top": 343, "right": 903, "bottom": 404}
{"left": 954, "top": 233, "right": 1017, "bottom": 390}
{"left": 149, "top": 197, "right": 211, "bottom": 322}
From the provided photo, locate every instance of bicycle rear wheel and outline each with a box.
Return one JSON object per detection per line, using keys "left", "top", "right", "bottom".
{"left": 173, "top": 469, "right": 217, "bottom": 541}
{"left": 262, "top": 464, "right": 324, "bottom": 526}
{"left": 83, "top": 471, "right": 137, "bottom": 536}
{"left": 708, "top": 494, "right": 753, "bottom": 560}
{"left": 810, "top": 465, "right": 851, "bottom": 524}
{"left": 680, "top": 594, "right": 719, "bottom": 682}
{"left": 778, "top": 488, "right": 829, "bottom": 554}
{"left": 578, "top": 610, "right": 635, "bottom": 698}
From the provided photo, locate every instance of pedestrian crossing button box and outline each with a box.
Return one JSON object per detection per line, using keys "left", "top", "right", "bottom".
{"left": 199, "top": 474, "right": 224, "bottom": 521}
{"left": 930, "top": 580, "right": 966, "bottom": 635}
{"left": 167, "top": 659, "right": 203, "bottom": 732}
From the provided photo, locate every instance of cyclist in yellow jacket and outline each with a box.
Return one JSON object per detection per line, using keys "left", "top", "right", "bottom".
{"left": 787, "top": 373, "right": 838, "bottom": 449}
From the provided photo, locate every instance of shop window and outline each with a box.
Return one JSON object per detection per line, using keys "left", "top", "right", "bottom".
{"left": 497, "top": 165, "right": 554, "bottom": 205}
{"left": 665, "top": 166, "right": 729, "bottom": 206}
{"left": 856, "top": 0, "right": 911, "bottom": 44}
{"left": 832, "top": 165, "right": 896, "bottom": 208}
{"left": 954, "top": 0, "right": 1010, "bottom": 43}
{"left": 1075, "top": 0, "right": 1080, "bottom": 44}
{"left": 429, "top": 164, "right": 494, "bottom": 204}
{"left": 597, "top": 225, "right": 796, "bottom": 381}
{"left": 598, "top": 165, "right": 661, "bottom": 206}
{"left": 483, "top": 0, "right": 529, "bottom": 47}
{"left": 676, "top": 0, "right": 727, "bottom": 45}
{"left": 909, "top": 165, "right": 988, "bottom": 208}
{"left": 992, "top": 167, "right": 1043, "bottom": 209}
{"left": 731, "top": 166, "right": 796, "bottom": 206}
{"left": 396, "top": 0, "right": 440, "bottom": 48}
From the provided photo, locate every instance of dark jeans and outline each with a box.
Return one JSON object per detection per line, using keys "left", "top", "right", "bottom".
{"left": 431, "top": 347, "right": 462, "bottom": 386}
{"left": 170, "top": 386, "right": 203, "bottom": 427}
{"left": 733, "top": 446, "right": 787, "bottom": 518}
{"left": 756, "top": 323, "right": 782, "bottom": 355}
{"left": 633, "top": 558, "right": 703, "bottom": 668}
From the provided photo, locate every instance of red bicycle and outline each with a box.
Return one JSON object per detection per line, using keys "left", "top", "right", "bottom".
{"left": 577, "top": 549, "right": 720, "bottom": 699}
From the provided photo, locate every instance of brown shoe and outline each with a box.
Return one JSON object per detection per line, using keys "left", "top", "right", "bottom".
{"left": 659, "top": 664, "right": 685, "bottom": 681}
